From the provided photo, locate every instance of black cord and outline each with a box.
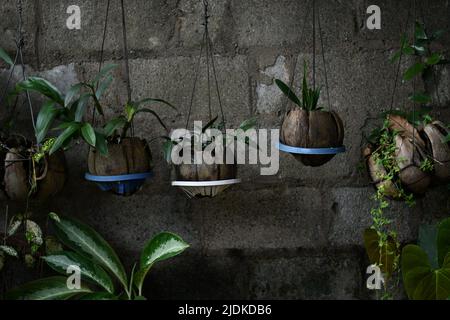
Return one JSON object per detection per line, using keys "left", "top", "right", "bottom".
{"left": 312, "top": 0, "right": 316, "bottom": 90}
{"left": 317, "top": 9, "right": 332, "bottom": 111}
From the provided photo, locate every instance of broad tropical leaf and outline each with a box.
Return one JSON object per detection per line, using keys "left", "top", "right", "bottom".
{"left": 5, "top": 276, "right": 92, "bottom": 300}
{"left": 402, "top": 245, "right": 450, "bottom": 300}
{"left": 363, "top": 229, "right": 398, "bottom": 278}
{"left": 103, "top": 116, "right": 127, "bottom": 137}
{"left": 65, "top": 83, "right": 83, "bottom": 107}
{"left": 49, "top": 122, "right": 81, "bottom": 154}
{"left": 134, "top": 232, "right": 189, "bottom": 293}
{"left": 43, "top": 251, "right": 114, "bottom": 294}
{"left": 437, "top": 218, "right": 450, "bottom": 267}
{"left": 96, "top": 74, "right": 113, "bottom": 100}
{"left": 0, "top": 48, "right": 14, "bottom": 66}
{"left": 48, "top": 213, "right": 128, "bottom": 290}
{"left": 403, "top": 63, "right": 426, "bottom": 81}
{"left": 81, "top": 123, "right": 96, "bottom": 147}
{"left": 35, "top": 101, "right": 59, "bottom": 144}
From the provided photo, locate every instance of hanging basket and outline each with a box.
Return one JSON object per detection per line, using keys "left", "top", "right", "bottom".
{"left": 172, "top": 163, "right": 240, "bottom": 198}
{"left": 2, "top": 137, "right": 67, "bottom": 201}
{"left": 86, "top": 137, "right": 153, "bottom": 196}
{"left": 279, "top": 109, "right": 345, "bottom": 167}
{"left": 422, "top": 121, "right": 450, "bottom": 183}
{"left": 365, "top": 115, "right": 431, "bottom": 197}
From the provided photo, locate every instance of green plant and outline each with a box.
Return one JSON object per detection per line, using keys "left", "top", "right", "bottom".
{"left": 275, "top": 62, "right": 323, "bottom": 111}
{"left": 402, "top": 217, "right": 450, "bottom": 300}
{"left": 162, "top": 117, "right": 257, "bottom": 163}
{"left": 5, "top": 213, "right": 189, "bottom": 300}
{"left": 15, "top": 64, "right": 175, "bottom": 156}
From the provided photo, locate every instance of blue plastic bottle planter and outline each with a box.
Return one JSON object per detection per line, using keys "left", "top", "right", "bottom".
{"left": 85, "top": 172, "right": 153, "bottom": 196}
{"left": 277, "top": 142, "right": 346, "bottom": 155}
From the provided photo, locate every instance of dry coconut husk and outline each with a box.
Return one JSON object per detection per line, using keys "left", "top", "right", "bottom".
{"left": 3, "top": 147, "right": 67, "bottom": 201}
{"left": 281, "top": 108, "right": 344, "bottom": 167}
{"left": 423, "top": 121, "right": 450, "bottom": 182}
{"left": 88, "top": 137, "right": 152, "bottom": 176}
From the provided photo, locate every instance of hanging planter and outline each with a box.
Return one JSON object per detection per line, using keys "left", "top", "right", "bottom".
{"left": 276, "top": 1, "right": 345, "bottom": 167}
{"left": 86, "top": 137, "right": 153, "bottom": 196}
{"left": 2, "top": 137, "right": 67, "bottom": 201}
{"left": 364, "top": 115, "right": 432, "bottom": 199}
{"left": 422, "top": 121, "right": 450, "bottom": 182}
{"left": 276, "top": 63, "right": 346, "bottom": 167}
{"left": 164, "top": 1, "right": 253, "bottom": 199}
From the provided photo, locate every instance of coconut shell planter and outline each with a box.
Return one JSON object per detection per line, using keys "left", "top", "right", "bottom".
{"left": 1, "top": 136, "right": 67, "bottom": 202}
{"left": 85, "top": 137, "right": 153, "bottom": 196}
{"left": 364, "top": 114, "right": 450, "bottom": 199}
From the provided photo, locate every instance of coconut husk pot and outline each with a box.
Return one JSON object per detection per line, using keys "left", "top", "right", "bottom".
{"left": 3, "top": 145, "right": 67, "bottom": 202}
{"left": 422, "top": 121, "right": 450, "bottom": 182}
{"left": 280, "top": 108, "right": 345, "bottom": 167}
{"left": 88, "top": 137, "right": 152, "bottom": 176}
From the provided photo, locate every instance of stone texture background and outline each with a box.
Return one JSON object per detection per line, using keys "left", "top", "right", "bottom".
{"left": 0, "top": 0, "right": 450, "bottom": 299}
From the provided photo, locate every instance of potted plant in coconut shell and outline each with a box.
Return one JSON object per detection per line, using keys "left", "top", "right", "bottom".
{"left": 15, "top": 65, "right": 176, "bottom": 196}
{"left": 276, "top": 63, "right": 345, "bottom": 167}
{"left": 164, "top": 117, "right": 256, "bottom": 198}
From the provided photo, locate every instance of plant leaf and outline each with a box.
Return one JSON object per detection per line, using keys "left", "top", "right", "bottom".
{"left": 74, "top": 93, "right": 91, "bottom": 122}
{"left": 418, "top": 224, "right": 439, "bottom": 270}
{"left": 0, "top": 245, "right": 18, "bottom": 258}
{"left": 134, "top": 232, "right": 189, "bottom": 294}
{"left": 48, "top": 213, "right": 128, "bottom": 291}
{"left": 65, "top": 83, "right": 83, "bottom": 108}
{"left": 43, "top": 251, "right": 114, "bottom": 294}
{"left": 403, "top": 63, "right": 426, "bottom": 81}
{"left": 135, "top": 98, "right": 177, "bottom": 111}
{"left": 103, "top": 116, "right": 127, "bottom": 137}
{"left": 49, "top": 122, "right": 81, "bottom": 154}
{"left": 7, "top": 219, "right": 22, "bottom": 237}
{"left": 363, "top": 229, "right": 398, "bottom": 278}
{"left": 409, "top": 93, "right": 432, "bottom": 104}
{"left": 0, "top": 48, "right": 14, "bottom": 66}
{"left": 135, "top": 108, "right": 168, "bottom": 131}
{"left": 201, "top": 115, "right": 219, "bottom": 133}
{"left": 35, "top": 102, "right": 58, "bottom": 144}
{"left": 91, "top": 64, "right": 118, "bottom": 86}
{"left": 81, "top": 123, "right": 96, "bottom": 147}
{"left": 437, "top": 218, "right": 450, "bottom": 267}
{"left": 94, "top": 131, "right": 108, "bottom": 155}
{"left": 426, "top": 53, "right": 443, "bottom": 66}
{"left": 402, "top": 245, "right": 450, "bottom": 300}
{"left": 5, "top": 276, "right": 92, "bottom": 300}
{"left": 239, "top": 118, "right": 257, "bottom": 132}
{"left": 96, "top": 74, "right": 113, "bottom": 100}
{"left": 275, "top": 79, "right": 301, "bottom": 107}
{"left": 17, "top": 77, "right": 64, "bottom": 105}
{"left": 415, "top": 22, "right": 428, "bottom": 40}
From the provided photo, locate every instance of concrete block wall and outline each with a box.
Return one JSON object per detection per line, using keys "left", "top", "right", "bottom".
{"left": 0, "top": 0, "right": 449, "bottom": 299}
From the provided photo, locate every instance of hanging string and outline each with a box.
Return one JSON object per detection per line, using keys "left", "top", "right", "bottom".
{"left": 281, "top": 0, "right": 312, "bottom": 114}
{"left": 317, "top": 8, "right": 332, "bottom": 111}
{"left": 389, "top": 0, "right": 412, "bottom": 112}
{"left": 92, "top": 0, "right": 111, "bottom": 127}
{"left": 185, "top": 0, "right": 227, "bottom": 130}
{"left": 412, "top": 0, "right": 417, "bottom": 157}
{"left": 312, "top": 0, "right": 316, "bottom": 89}
{"left": 120, "top": 0, "right": 132, "bottom": 104}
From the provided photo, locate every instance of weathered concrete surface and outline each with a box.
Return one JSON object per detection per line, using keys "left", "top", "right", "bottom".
{"left": 0, "top": 0, "right": 450, "bottom": 300}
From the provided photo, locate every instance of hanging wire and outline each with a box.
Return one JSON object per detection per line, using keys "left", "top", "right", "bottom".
{"left": 281, "top": 0, "right": 312, "bottom": 114}
{"left": 312, "top": 0, "right": 316, "bottom": 89}
{"left": 120, "top": 0, "right": 132, "bottom": 104}
{"left": 15, "top": 0, "right": 37, "bottom": 137}
{"left": 185, "top": 0, "right": 227, "bottom": 129}
{"left": 411, "top": 0, "right": 417, "bottom": 157}
{"left": 317, "top": 8, "right": 332, "bottom": 111}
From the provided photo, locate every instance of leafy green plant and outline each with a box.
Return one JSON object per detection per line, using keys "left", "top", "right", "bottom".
{"left": 402, "top": 218, "right": 450, "bottom": 300}
{"left": 15, "top": 64, "right": 175, "bottom": 156}
{"left": 162, "top": 117, "right": 257, "bottom": 163}
{"left": 275, "top": 62, "right": 323, "bottom": 111}
{"left": 5, "top": 213, "right": 189, "bottom": 300}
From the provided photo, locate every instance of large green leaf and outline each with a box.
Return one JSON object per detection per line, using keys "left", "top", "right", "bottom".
{"left": 363, "top": 229, "right": 398, "bottom": 278}
{"left": 49, "top": 122, "right": 81, "bottom": 154}
{"left": 134, "top": 232, "right": 189, "bottom": 294}
{"left": 49, "top": 213, "right": 128, "bottom": 290}
{"left": 94, "top": 131, "right": 108, "bottom": 155}
{"left": 74, "top": 93, "right": 91, "bottom": 122}
{"left": 402, "top": 245, "right": 450, "bottom": 300}
{"left": 103, "top": 116, "right": 127, "bottom": 137}
{"left": 17, "top": 77, "right": 64, "bottom": 105}
{"left": 409, "top": 93, "right": 431, "bottom": 104}
{"left": 5, "top": 276, "right": 92, "bottom": 300}
{"left": 426, "top": 53, "right": 443, "bottom": 66}
{"left": 418, "top": 224, "right": 439, "bottom": 270}
{"left": 0, "top": 48, "right": 14, "bottom": 66}
{"left": 437, "top": 218, "right": 450, "bottom": 267}
{"left": 35, "top": 101, "right": 59, "bottom": 144}
{"left": 43, "top": 251, "right": 114, "bottom": 294}
{"left": 275, "top": 79, "right": 301, "bottom": 107}
{"left": 81, "top": 123, "right": 96, "bottom": 147}
{"left": 96, "top": 74, "right": 113, "bottom": 100}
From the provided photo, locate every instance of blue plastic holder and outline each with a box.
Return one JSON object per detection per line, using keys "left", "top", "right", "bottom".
{"left": 85, "top": 172, "right": 153, "bottom": 196}
{"left": 277, "top": 142, "right": 346, "bottom": 155}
